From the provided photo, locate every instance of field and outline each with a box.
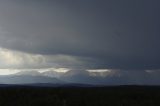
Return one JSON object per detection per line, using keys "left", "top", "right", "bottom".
{"left": 0, "top": 86, "right": 160, "bottom": 106}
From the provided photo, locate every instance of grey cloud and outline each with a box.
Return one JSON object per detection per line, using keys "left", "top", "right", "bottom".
{"left": 0, "top": 47, "right": 86, "bottom": 69}
{"left": 0, "top": 0, "right": 160, "bottom": 69}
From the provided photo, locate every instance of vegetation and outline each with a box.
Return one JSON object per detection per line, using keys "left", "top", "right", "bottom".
{"left": 0, "top": 86, "right": 160, "bottom": 106}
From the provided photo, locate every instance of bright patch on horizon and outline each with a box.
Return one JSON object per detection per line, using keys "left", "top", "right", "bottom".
{"left": 87, "top": 69, "right": 111, "bottom": 73}
{"left": 0, "top": 69, "right": 21, "bottom": 75}
{"left": 38, "top": 68, "right": 70, "bottom": 73}
{"left": 0, "top": 68, "right": 70, "bottom": 75}
{"left": 54, "top": 68, "right": 70, "bottom": 73}
{"left": 87, "top": 69, "right": 114, "bottom": 77}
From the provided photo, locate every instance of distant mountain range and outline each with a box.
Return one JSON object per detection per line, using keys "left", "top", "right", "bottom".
{"left": 1, "top": 70, "right": 160, "bottom": 85}
{"left": 0, "top": 75, "right": 64, "bottom": 84}
{"left": 0, "top": 70, "right": 121, "bottom": 85}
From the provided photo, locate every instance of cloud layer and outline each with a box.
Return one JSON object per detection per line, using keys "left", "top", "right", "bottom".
{"left": 0, "top": 47, "right": 85, "bottom": 69}
{"left": 0, "top": 0, "right": 159, "bottom": 70}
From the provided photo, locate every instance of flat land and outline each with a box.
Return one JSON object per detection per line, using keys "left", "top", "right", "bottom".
{"left": 0, "top": 86, "right": 160, "bottom": 106}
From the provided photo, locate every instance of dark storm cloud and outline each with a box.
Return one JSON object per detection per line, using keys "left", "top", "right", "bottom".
{"left": 0, "top": 0, "right": 160, "bottom": 69}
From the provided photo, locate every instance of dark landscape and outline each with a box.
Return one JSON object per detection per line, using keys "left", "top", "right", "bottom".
{"left": 0, "top": 85, "right": 160, "bottom": 106}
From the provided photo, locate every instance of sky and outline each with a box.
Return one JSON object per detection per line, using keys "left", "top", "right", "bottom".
{"left": 0, "top": 0, "right": 160, "bottom": 84}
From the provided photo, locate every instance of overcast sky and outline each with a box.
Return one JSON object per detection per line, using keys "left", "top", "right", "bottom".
{"left": 0, "top": 0, "right": 160, "bottom": 84}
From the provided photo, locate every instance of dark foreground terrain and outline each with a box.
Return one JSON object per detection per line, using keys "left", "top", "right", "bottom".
{"left": 0, "top": 85, "right": 160, "bottom": 106}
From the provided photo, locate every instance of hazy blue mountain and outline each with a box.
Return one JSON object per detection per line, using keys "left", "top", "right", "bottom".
{"left": 1, "top": 70, "right": 160, "bottom": 85}
{"left": 0, "top": 75, "right": 65, "bottom": 84}
{"left": 15, "top": 71, "right": 42, "bottom": 76}
{"left": 60, "top": 70, "right": 160, "bottom": 85}
{"left": 41, "top": 71, "right": 65, "bottom": 78}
